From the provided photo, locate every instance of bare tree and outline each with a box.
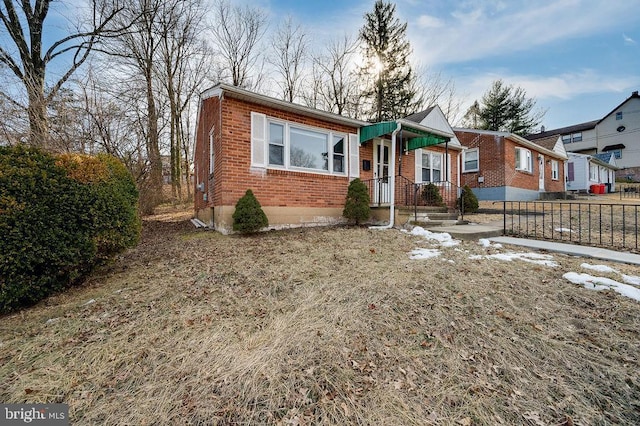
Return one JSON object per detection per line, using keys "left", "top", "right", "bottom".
{"left": 269, "top": 16, "right": 306, "bottom": 103}
{"left": 413, "top": 65, "right": 465, "bottom": 124}
{"left": 157, "top": 0, "right": 208, "bottom": 201}
{"left": 312, "top": 34, "right": 361, "bottom": 117}
{"left": 209, "top": 0, "right": 267, "bottom": 89}
{"left": 0, "top": 0, "right": 127, "bottom": 148}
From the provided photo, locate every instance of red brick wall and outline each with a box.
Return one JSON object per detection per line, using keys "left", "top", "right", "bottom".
{"left": 196, "top": 95, "right": 361, "bottom": 209}
{"left": 456, "top": 130, "right": 565, "bottom": 193}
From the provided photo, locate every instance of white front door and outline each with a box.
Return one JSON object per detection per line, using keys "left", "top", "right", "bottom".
{"left": 538, "top": 155, "right": 545, "bottom": 191}
{"left": 374, "top": 139, "right": 391, "bottom": 204}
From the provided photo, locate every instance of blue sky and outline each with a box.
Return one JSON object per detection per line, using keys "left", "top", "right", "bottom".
{"left": 258, "top": 0, "right": 640, "bottom": 130}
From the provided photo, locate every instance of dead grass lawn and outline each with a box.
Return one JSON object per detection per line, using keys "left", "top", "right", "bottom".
{"left": 1, "top": 206, "right": 639, "bottom": 425}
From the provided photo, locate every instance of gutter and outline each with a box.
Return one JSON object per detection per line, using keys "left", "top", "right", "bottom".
{"left": 370, "top": 122, "right": 401, "bottom": 230}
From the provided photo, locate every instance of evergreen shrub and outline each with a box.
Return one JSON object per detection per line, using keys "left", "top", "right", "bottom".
{"left": 460, "top": 184, "right": 479, "bottom": 213}
{"left": 232, "top": 189, "right": 268, "bottom": 233}
{"left": 343, "top": 178, "right": 370, "bottom": 225}
{"left": 0, "top": 146, "right": 140, "bottom": 313}
{"left": 422, "top": 183, "right": 444, "bottom": 206}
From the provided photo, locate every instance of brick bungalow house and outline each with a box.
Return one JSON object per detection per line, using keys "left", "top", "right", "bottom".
{"left": 193, "top": 83, "right": 459, "bottom": 233}
{"left": 454, "top": 129, "right": 568, "bottom": 201}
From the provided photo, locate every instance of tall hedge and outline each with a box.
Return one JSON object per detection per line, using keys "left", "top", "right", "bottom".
{"left": 0, "top": 146, "right": 140, "bottom": 313}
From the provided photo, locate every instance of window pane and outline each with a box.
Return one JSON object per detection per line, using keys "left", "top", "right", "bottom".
{"left": 270, "top": 123, "right": 283, "bottom": 145}
{"left": 515, "top": 148, "right": 521, "bottom": 169}
{"left": 333, "top": 136, "right": 344, "bottom": 154}
{"left": 269, "top": 144, "right": 284, "bottom": 165}
{"left": 333, "top": 154, "right": 344, "bottom": 173}
{"left": 433, "top": 169, "right": 441, "bottom": 182}
{"left": 290, "top": 127, "right": 328, "bottom": 170}
{"left": 465, "top": 159, "right": 478, "bottom": 170}
{"left": 422, "top": 168, "right": 430, "bottom": 182}
{"left": 421, "top": 153, "right": 430, "bottom": 168}
{"left": 432, "top": 154, "right": 442, "bottom": 170}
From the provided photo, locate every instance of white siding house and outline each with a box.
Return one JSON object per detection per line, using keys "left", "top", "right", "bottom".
{"left": 566, "top": 152, "right": 619, "bottom": 193}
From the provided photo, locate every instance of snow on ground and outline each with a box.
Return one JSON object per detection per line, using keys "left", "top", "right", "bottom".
{"left": 478, "top": 238, "right": 502, "bottom": 248}
{"left": 563, "top": 272, "right": 640, "bottom": 302}
{"left": 469, "top": 251, "right": 559, "bottom": 267}
{"left": 580, "top": 263, "right": 618, "bottom": 274}
{"left": 409, "top": 226, "right": 460, "bottom": 247}
{"left": 409, "top": 248, "right": 441, "bottom": 260}
{"left": 555, "top": 228, "right": 574, "bottom": 233}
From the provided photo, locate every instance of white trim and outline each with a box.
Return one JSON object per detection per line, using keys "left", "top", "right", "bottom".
{"left": 250, "top": 112, "right": 267, "bottom": 168}
{"left": 515, "top": 147, "right": 533, "bottom": 172}
{"left": 264, "top": 115, "right": 347, "bottom": 176}
{"left": 208, "top": 126, "right": 215, "bottom": 175}
{"left": 551, "top": 160, "right": 559, "bottom": 180}
{"left": 348, "top": 133, "right": 360, "bottom": 178}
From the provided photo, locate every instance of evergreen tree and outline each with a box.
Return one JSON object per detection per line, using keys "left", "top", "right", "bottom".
{"left": 467, "top": 79, "right": 545, "bottom": 136}
{"left": 343, "top": 178, "right": 370, "bottom": 225}
{"left": 232, "top": 189, "right": 268, "bottom": 233}
{"left": 359, "top": 0, "right": 418, "bottom": 122}
{"left": 459, "top": 184, "right": 479, "bottom": 213}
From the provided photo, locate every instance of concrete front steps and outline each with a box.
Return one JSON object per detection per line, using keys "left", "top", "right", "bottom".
{"left": 397, "top": 206, "right": 467, "bottom": 227}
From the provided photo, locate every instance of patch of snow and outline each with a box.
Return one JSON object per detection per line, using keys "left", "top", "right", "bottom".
{"left": 478, "top": 238, "right": 502, "bottom": 248}
{"left": 410, "top": 248, "right": 441, "bottom": 260}
{"left": 468, "top": 255, "right": 483, "bottom": 260}
{"left": 410, "top": 226, "right": 460, "bottom": 247}
{"left": 45, "top": 318, "right": 60, "bottom": 324}
{"left": 580, "top": 263, "right": 618, "bottom": 274}
{"left": 563, "top": 272, "right": 640, "bottom": 301}
{"left": 621, "top": 274, "right": 640, "bottom": 287}
{"left": 554, "top": 228, "right": 574, "bottom": 233}
{"left": 471, "top": 251, "right": 558, "bottom": 267}
{"left": 83, "top": 299, "right": 96, "bottom": 306}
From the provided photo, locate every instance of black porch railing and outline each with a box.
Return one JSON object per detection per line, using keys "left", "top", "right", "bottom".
{"left": 498, "top": 200, "right": 640, "bottom": 253}
{"left": 362, "top": 175, "right": 462, "bottom": 214}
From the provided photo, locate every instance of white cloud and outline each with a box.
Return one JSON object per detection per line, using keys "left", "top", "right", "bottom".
{"left": 408, "top": 1, "right": 640, "bottom": 66}
{"left": 623, "top": 33, "right": 637, "bottom": 45}
{"left": 417, "top": 14, "right": 444, "bottom": 28}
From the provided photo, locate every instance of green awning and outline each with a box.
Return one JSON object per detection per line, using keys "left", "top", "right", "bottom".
{"left": 359, "top": 121, "right": 450, "bottom": 149}
{"left": 406, "top": 135, "right": 449, "bottom": 150}
{"left": 359, "top": 121, "right": 398, "bottom": 144}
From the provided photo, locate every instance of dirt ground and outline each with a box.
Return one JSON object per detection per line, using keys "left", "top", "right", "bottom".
{"left": 1, "top": 205, "right": 639, "bottom": 425}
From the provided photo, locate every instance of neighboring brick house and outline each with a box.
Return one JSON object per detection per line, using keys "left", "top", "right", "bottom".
{"left": 193, "top": 83, "right": 457, "bottom": 233}
{"left": 454, "top": 129, "right": 568, "bottom": 201}
{"left": 528, "top": 90, "right": 640, "bottom": 181}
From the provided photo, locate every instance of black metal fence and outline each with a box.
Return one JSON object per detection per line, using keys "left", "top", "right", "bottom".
{"left": 619, "top": 183, "right": 640, "bottom": 199}
{"left": 498, "top": 201, "right": 640, "bottom": 252}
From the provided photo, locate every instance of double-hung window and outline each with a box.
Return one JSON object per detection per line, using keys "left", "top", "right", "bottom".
{"left": 551, "top": 160, "right": 559, "bottom": 180}
{"left": 421, "top": 151, "right": 443, "bottom": 182}
{"left": 462, "top": 148, "right": 478, "bottom": 172}
{"left": 267, "top": 119, "right": 346, "bottom": 175}
{"left": 515, "top": 147, "right": 532, "bottom": 172}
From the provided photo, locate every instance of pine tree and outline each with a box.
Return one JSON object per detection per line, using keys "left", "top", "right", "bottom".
{"left": 343, "top": 178, "right": 370, "bottom": 225}
{"left": 467, "top": 79, "right": 545, "bottom": 136}
{"left": 232, "top": 189, "right": 269, "bottom": 233}
{"left": 359, "top": 0, "right": 418, "bottom": 122}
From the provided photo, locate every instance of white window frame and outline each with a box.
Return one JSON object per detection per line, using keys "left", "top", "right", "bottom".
{"left": 612, "top": 149, "right": 622, "bottom": 159}
{"left": 266, "top": 118, "right": 347, "bottom": 176}
{"left": 462, "top": 148, "right": 479, "bottom": 173}
{"left": 515, "top": 147, "right": 532, "bottom": 172}
{"left": 551, "top": 160, "right": 559, "bottom": 180}
{"left": 423, "top": 151, "right": 443, "bottom": 183}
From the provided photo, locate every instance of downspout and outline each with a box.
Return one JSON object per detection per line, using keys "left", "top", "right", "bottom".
{"left": 370, "top": 122, "right": 401, "bottom": 230}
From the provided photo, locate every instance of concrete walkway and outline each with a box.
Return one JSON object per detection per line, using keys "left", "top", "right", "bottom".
{"left": 424, "top": 222, "right": 640, "bottom": 266}
{"left": 488, "top": 236, "right": 640, "bottom": 266}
